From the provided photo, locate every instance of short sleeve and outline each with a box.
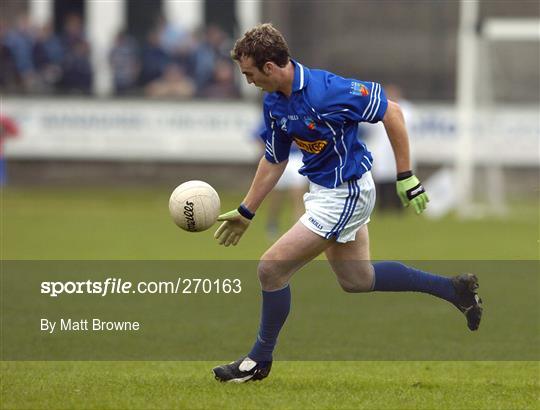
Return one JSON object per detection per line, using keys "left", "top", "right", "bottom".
{"left": 322, "top": 75, "right": 388, "bottom": 124}
{"left": 262, "top": 102, "right": 292, "bottom": 164}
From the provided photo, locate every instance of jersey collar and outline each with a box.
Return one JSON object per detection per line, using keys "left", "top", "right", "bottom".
{"left": 291, "top": 59, "right": 310, "bottom": 92}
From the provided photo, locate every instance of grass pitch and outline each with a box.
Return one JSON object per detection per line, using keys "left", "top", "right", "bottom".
{"left": 1, "top": 187, "right": 539, "bottom": 409}
{"left": 2, "top": 361, "right": 538, "bottom": 409}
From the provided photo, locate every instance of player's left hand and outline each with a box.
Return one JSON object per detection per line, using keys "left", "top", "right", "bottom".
{"left": 396, "top": 173, "right": 429, "bottom": 214}
{"left": 214, "top": 209, "right": 251, "bottom": 246}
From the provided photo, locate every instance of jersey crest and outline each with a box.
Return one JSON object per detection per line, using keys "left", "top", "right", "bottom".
{"left": 350, "top": 81, "right": 369, "bottom": 97}
{"left": 303, "top": 116, "right": 317, "bottom": 130}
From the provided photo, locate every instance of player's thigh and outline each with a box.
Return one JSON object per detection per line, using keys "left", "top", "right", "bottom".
{"left": 324, "top": 225, "right": 373, "bottom": 291}
{"left": 259, "top": 221, "right": 333, "bottom": 287}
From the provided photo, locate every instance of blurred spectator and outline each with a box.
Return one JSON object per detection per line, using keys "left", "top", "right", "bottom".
{"left": 33, "top": 22, "right": 64, "bottom": 92}
{"left": 145, "top": 64, "right": 195, "bottom": 99}
{"left": 193, "top": 25, "right": 231, "bottom": 91}
{"left": 139, "top": 29, "right": 170, "bottom": 87}
{"left": 0, "top": 114, "right": 20, "bottom": 186}
{"left": 199, "top": 57, "right": 239, "bottom": 99}
{"left": 0, "top": 13, "right": 238, "bottom": 99}
{"left": 156, "top": 14, "right": 196, "bottom": 78}
{"left": 0, "top": 23, "right": 21, "bottom": 92}
{"left": 110, "top": 30, "right": 139, "bottom": 95}
{"left": 157, "top": 14, "right": 193, "bottom": 57}
{"left": 57, "top": 13, "right": 92, "bottom": 94}
{"left": 59, "top": 40, "right": 93, "bottom": 94}
{"left": 3, "top": 14, "right": 36, "bottom": 91}
{"left": 61, "top": 13, "right": 85, "bottom": 51}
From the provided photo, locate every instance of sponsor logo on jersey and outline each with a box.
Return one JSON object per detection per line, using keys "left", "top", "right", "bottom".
{"left": 293, "top": 136, "right": 328, "bottom": 154}
{"left": 303, "top": 116, "right": 316, "bottom": 130}
{"left": 288, "top": 114, "right": 299, "bottom": 120}
{"left": 350, "top": 81, "right": 369, "bottom": 97}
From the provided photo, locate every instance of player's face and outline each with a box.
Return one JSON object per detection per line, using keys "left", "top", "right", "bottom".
{"left": 237, "top": 56, "right": 277, "bottom": 92}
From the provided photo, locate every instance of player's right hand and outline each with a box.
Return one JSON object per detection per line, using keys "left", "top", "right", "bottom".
{"left": 214, "top": 209, "right": 251, "bottom": 247}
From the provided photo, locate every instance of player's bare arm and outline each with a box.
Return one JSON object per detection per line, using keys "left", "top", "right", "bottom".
{"left": 242, "top": 156, "right": 288, "bottom": 212}
{"left": 382, "top": 100, "right": 411, "bottom": 174}
{"left": 382, "top": 99, "right": 430, "bottom": 214}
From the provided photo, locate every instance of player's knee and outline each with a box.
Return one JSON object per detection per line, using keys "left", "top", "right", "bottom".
{"left": 339, "top": 281, "right": 370, "bottom": 293}
{"left": 257, "top": 259, "right": 273, "bottom": 281}
{"left": 257, "top": 258, "right": 285, "bottom": 289}
{"left": 337, "top": 265, "right": 374, "bottom": 293}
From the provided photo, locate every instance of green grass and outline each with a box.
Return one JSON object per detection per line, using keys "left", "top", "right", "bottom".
{"left": 1, "top": 186, "right": 538, "bottom": 260}
{"left": 1, "top": 187, "right": 539, "bottom": 409}
{"left": 1, "top": 362, "right": 538, "bottom": 409}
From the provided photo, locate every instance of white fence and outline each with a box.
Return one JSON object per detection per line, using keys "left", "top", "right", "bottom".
{"left": 3, "top": 98, "right": 539, "bottom": 166}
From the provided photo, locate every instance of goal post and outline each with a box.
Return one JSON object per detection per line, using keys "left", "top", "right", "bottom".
{"left": 455, "top": 0, "right": 540, "bottom": 218}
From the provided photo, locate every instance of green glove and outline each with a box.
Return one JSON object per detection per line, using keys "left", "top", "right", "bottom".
{"left": 396, "top": 172, "right": 429, "bottom": 215}
{"left": 214, "top": 209, "right": 251, "bottom": 247}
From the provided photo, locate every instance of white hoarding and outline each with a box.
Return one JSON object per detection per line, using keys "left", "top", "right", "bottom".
{"left": 3, "top": 98, "right": 539, "bottom": 166}
{"left": 3, "top": 98, "right": 261, "bottom": 162}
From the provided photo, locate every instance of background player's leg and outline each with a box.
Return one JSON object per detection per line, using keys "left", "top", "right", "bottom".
{"left": 265, "top": 189, "right": 285, "bottom": 240}
{"left": 248, "top": 221, "right": 333, "bottom": 362}
{"left": 290, "top": 186, "right": 306, "bottom": 220}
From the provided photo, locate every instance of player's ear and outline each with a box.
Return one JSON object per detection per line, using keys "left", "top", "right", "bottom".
{"left": 263, "top": 62, "right": 273, "bottom": 75}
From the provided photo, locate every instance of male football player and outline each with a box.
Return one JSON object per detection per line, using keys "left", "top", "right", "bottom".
{"left": 213, "top": 23, "right": 482, "bottom": 383}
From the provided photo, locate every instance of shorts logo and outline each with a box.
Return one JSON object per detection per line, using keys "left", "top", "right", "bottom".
{"left": 303, "top": 116, "right": 316, "bottom": 130}
{"left": 293, "top": 136, "right": 328, "bottom": 154}
{"left": 350, "top": 81, "right": 369, "bottom": 97}
{"left": 308, "top": 216, "right": 323, "bottom": 230}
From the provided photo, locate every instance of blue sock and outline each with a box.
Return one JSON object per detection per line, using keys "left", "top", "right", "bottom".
{"left": 248, "top": 284, "right": 291, "bottom": 362}
{"left": 373, "top": 261, "right": 456, "bottom": 304}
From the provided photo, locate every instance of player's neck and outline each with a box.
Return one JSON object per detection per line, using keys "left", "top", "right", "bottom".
{"left": 276, "top": 61, "right": 295, "bottom": 97}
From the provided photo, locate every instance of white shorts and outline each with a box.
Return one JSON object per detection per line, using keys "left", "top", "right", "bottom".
{"left": 275, "top": 153, "right": 307, "bottom": 190}
{"left": 300, "top": 172, "right": 376, "bottom": 243}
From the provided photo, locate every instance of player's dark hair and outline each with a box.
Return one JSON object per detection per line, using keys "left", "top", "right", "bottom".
{"left": 231, "top": 23, "right": 290, "bottom": 70}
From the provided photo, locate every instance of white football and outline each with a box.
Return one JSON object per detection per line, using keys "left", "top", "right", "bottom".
{"left": 169, "top": 180, "right": 220, "bottom": 232}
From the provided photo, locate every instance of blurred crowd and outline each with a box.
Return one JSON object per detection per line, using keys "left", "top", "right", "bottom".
{"left": 0, "top": 13, "right": 240, "bottom": 99}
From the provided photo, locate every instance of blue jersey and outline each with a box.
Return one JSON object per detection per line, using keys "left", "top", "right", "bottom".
{"left": 262, "top": 60, "right": 388, "bottom": 188}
